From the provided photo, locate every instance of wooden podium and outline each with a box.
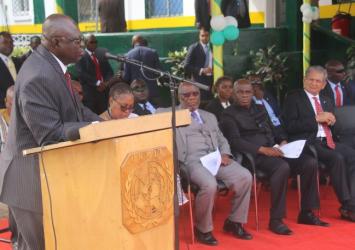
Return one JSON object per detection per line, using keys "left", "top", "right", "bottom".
{"left": 24, "top": 110, "right": 190, "bottom": 250}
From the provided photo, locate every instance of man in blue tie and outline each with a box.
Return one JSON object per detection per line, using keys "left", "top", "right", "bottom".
{"left": 175, "top": 81, "right": 252, "bottom": 246}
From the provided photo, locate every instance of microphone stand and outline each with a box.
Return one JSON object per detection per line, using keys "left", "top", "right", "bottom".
{"left": 108, "top": 54, "right": 209, "bottom": 250}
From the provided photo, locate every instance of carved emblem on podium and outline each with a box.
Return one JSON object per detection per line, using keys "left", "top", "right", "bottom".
{"left": 121, "top": 147, "right": 174, "bottom": 234}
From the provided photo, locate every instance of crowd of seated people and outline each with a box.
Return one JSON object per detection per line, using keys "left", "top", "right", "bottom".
{"left": 3, "top": 28, "right": 355, "bottom": 247}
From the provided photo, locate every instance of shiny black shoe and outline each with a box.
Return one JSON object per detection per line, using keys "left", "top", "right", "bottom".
{"left": 223, "top": 219, "right": 253, "bottom": 240}
{"left": 298, "top": 211, "right": 330, "bottom": 227}
{"left": 339, "top": 207, "right": 355, "bottom": 222}
{"left": 194, "top": 227, "right": 218, "bottom": 246}
{"left": 269, "top": 219, "right": 293, "bottom": 235}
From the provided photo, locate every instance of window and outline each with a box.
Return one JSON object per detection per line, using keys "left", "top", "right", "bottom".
{"left": 12, "top": 0, "right": 30, "bottom": 17}
{"left": 146, "top": 0, "right": 183, "bottom": 18}
{"left": 77, "top": 0, "right": 97, "bottom": 23}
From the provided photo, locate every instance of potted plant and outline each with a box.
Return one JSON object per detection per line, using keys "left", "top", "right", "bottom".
{"left": 246, "top": 45, "right": 288, "bottom": 105}
{"left": 164, "top": 47, "right": 188, "bottom": 78}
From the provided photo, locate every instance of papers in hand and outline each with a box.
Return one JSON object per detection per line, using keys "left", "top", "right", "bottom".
{"left": 200, "top": 149, "right": 221, "bottom": 176}
{"left": 277, "top": 140, "right": 306, "bottom": 159}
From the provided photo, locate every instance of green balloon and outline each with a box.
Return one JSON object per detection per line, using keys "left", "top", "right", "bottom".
{"left": 223, "top": 25, "right": 239, "bottom": 41}
{"left": 211, "top": 31, "right": 225, "bottom": 46}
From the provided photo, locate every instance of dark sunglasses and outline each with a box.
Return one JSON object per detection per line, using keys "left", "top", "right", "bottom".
{"left": 113, "top": 99, "right": 134, "bottom": 112}
{"left": 181, "top": 91, "right": 199, "bottom": 98}
{"left": 335, "top": 69, "right": 345, "bottom": 73}
{"left": 132, "top": 86, "right": 147, "bottom": 92}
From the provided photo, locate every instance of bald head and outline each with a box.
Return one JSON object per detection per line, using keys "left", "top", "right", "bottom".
{"left": 41, "top": 14, "right": 84, "bottom": 65}
{"left": 132, "top": 35, "right": 147, "bottom": 47}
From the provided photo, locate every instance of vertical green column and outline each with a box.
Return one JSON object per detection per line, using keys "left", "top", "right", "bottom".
{"left": 56, "top": 0, "right": 78, "bottom": 22}
{"left": 285, "top": 0, "right": 302, "bottom": 52}
{"left": 33, "top": 0, "right": 45, "bottom": 24}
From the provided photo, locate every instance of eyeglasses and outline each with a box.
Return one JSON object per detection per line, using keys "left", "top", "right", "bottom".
{"left": 335, "top": 68, "right": 345, "bottom": 73}
{"left": 43, "top": 34, "right": 83, "bottom": 46}
{"left": 181, "top": 91, "right": 200, "bottom": 98}
{"left": 132, "top": 86, "right": 147, "bottom": 92}
{"left": 112, "top": 99, "right": 134, "bottom": 112}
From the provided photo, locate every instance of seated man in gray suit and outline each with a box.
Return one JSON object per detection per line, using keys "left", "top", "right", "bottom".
{"left": 176, "top": 81, "right": 252, "bottom": 246}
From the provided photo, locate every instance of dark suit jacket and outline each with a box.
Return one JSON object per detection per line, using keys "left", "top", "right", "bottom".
{"left": 75, "top": 48, "right": 114, "bottom": 112}
{"left": 221, "top": 0, "right": 251, "bottom": 28}
{"left": 320, "top": 81, "right": 353, "bottom": 106}
{"left": 220, "top": 103, "right": 287, "bottom": 158}
{"left": 133, "top": 102, "right": 155, "bottom": 116}
{"left": 195, "top": 0, "right": 211, "bottom": 30}
{"left": 184, "top": 42, "right": 213, "bottom": 89}
{"left": 0, "top": 45, "right": 100, "bottom": 213}
{"left": 0, "top": 56, "right": 22, "bottom": 108}
{"left": 282, "top": 89, "right": 335, "bottom": 144}
{"left": 123, "top": 45, "right": 161, "bottom": 98}
{"left": 204, "top": 97, "right": 232, "bottom": 121}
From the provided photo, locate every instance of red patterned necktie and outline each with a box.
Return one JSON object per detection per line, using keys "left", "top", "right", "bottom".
{"left": 335, "top": 85, "right": 342, "bottom": 107}
{"left": 64, "top": 72, "right": 74, "bottom": 98}
{"left": 312, "top": 97, "right": 336, "bottom": 149}
{"left": 91, "top": 53, "right": 103, "bottom": 82}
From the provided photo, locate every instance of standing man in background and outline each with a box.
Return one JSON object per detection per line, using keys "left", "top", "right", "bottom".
{"left": 98, "top": 0, "right": 127, "bottom": 32}
{"left": 76, "top": 34, "right": 114, "bottom": 114}
{"left": 0, "top": 32, "right": 22, "bottom": 108}
{"left": 184, "top": 28, "right": 213, "bottom": 101}
{"left": 20, "top": 36, "right": 41, "bottom": 62}
{"left": 0, "top": 14, "right": 100, "bottom": 250}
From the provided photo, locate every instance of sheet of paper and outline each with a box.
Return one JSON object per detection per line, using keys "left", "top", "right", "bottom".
{"left": 200, "top": 149, "right": 221, "bottom": 176}
{"left": 279, "top": 140, "right": 306, "bottom": 159}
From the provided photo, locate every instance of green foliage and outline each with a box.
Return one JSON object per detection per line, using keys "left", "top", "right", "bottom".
{"left": 346, "top": 44, "right": 355, "bottom": 80}
{"left": 11, "top": 46, "right": 30, "bottom": 57}
{"left": 246, "top": 45, "right": 288, "bottom": 103}
{"left": 165, "top": 47, "right": 188, "bottom": 78}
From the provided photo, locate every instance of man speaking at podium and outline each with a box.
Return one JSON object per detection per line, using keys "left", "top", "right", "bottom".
{"left": 0, "top": 14, "right": 100, "bottom": 250}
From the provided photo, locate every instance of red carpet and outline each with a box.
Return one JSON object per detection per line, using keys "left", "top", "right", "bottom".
{"left": 0, "top": 185, "right": 354, "bottom": 249}
{"left": 179, "top": 184, "right": 355, "bottom": 250}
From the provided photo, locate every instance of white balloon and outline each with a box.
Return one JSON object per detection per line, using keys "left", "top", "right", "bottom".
{"left": 210, "top": 15, "right": 227, "bottom": 31}
{"left": 312, "top": 8, "right": 320, "bottom": 20}
{"left": 303, "top": 8, "right": 313, "bottom": 19}
{"left": 302, "top": 16, "right": 312, "bottom": 24}
{"left": 300, "top": 3, "right": 311, "bottom": 13}
{"left": 224, "top": 16, "right": 238, "bottom": 28}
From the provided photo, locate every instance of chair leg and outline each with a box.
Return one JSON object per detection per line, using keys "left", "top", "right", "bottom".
{"left": 316, "top": 171, "right": 321, "bottom": 217}
{"left": 297, "top": 174, "right": 301, "bottom": 212}
{"left": 187, "top": 186, "right": 195, "bottom": 244}
{"left": 253, "top": 173, "right": 259, "bottom": 231}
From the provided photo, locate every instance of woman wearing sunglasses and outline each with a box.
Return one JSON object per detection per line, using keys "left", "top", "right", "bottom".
{"left": 100, "top": 82, "right": 138, "bottom": 120}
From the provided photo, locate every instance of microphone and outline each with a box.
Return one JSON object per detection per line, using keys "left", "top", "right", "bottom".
{"left": 105, "top": 52, "right": 126, "bottom": 62}
{"left": 65, "top": 127, "right": 81, "bottom": 141}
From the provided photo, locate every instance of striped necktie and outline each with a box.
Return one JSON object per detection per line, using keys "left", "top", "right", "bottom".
{"left": 312, "top": 97, "right": 335, "bottom": 149}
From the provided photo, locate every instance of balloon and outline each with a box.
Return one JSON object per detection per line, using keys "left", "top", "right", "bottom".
{"left": 211, "top": 31, "right": 225, "bottom": 46}
{"left": 223, "top": 25, "right": 239, "bottom": 41}
{"left": 224, "top": 16, "right": 238, "bottom": 28}
{"left": 302, "top": 16, "right": 312, "bottom": 24}
{"left": 312, "top": 7, "right": 319, "bottom": 20}
{"left": 303, "top": 8, "right": 313, "bottom": 19}
{"left": 210, "top": 15, "right": 226, "bottom": 31}
{"left": 300, "top": 3, "right": 311, "bottom": 13}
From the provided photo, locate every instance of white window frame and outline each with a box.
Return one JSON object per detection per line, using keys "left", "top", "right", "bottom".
{"left": 11, "top": 0, "right": 34, "bottom": 22}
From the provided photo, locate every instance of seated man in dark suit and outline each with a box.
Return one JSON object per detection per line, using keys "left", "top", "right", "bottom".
{"left": 184, "top": 27, "right": 213, "bottom": 101}
{"left": 175, "top": 82, "right": 252, "bottom": 245}
{"left": 131, "top": 79, "right": 156, "bottom": 115}
{"left": 220, "top": 79, "right": 328, "bottom": 235}
{"left": 321, "top": 60, "right": 353, "bottom": 107}
{"left": 0, "top": 31, "right": 22, "bottom": 108}
{"left": 204, "top": 76, "right": 233, "bottom": 121}
{"left": 283, "top": 65, "right": 355, "bottom": 222}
